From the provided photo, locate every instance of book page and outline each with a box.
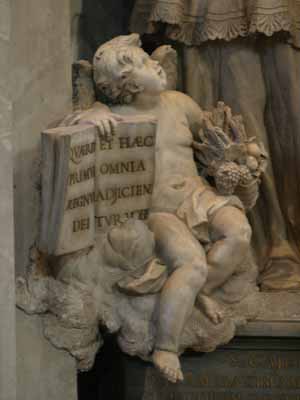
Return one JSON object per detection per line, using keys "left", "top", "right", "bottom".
{"left": 40, "top": 117, "right": 156, "bottom": 255}
{"left": 94, "top": 118, "right": 156, "bottom": 233}
{"left": 56, "top": 125, "right": 97, "bottom": 254}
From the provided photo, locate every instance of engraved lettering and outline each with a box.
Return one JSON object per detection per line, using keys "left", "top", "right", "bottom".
{"left": 95, "top": 209, "right": 149, "bottom": 229}
{"left": 70, "top": 141, "right": 96, "bottom": 164}
{"left": 72, "top": 217, "right": 90, "bottom": 232}
{"left": 66, "top": 192, "right": 96, "bottom": 210}
{"left": 99, "top": 137, "right": 113, "bottom": 150}
{"left": 68, "top": 165, "right": 96, "bottom": 185}
{"left": 99, "top": 160, "right": 146, "bottom": 175}
{"left": 119, "top": 135, "right": 154, "bottom": 149}
{"left": 66, "top": 184, "right": 153, "bottom": 210}
{"left": 270, "top": 356, "right": 290, "bottom": 370}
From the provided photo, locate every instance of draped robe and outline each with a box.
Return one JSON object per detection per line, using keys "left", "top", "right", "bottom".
{"left": 131, "top": 0, "right": 300, "bottom": 290}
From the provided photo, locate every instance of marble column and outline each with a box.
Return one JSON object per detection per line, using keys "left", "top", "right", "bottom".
{"left": 0, "top": 0, "right": 16, "bottom": 398}
{"left": 0, "top": 0, "right": 77, "bottom": 399}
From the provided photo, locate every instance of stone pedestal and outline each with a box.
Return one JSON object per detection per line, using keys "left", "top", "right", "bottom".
{"left": 0, "top": 1, "right": 16, "bottom": 399}
{"left": 123, "top": 338, "right": 300, "bottom": 400}
{"left": 238, "top": 292, "right": 300, "bottom": 337}
{"left": 120, "top": 292, "right": 300, "bottom": 400}
{"left": 16, "top": 310, "right": 77, "bottom": 400}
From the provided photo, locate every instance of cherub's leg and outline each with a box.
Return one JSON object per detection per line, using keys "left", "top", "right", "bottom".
{"left": 148, "top": 212, "right": 207, "bottom": 383}
{"left": 202, "top": 206, "right": 251, "bottom": 296}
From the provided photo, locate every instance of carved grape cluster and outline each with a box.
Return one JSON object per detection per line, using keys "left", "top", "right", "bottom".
{"left": 215, "top": 162, "right": 255, "bottom": 196}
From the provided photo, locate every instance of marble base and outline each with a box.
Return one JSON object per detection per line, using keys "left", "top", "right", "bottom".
{"left": 120, "top": 292, "right": 300, "bottom": 400}
{"left": 122, "top": 337, "right": 300, "bottom": 400}
{"left": 17, "top": 309, "right": 77, "bottom": 400}
{"left": 238, "top": 292, "right": 300, "bottom": 337}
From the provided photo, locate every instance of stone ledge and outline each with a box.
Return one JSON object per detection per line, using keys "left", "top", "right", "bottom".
{"left": 237, "top": 291, "right": 300, "bottom": 337}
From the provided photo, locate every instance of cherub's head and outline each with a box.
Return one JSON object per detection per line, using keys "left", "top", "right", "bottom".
{"left": 93, "top": 34, "right": 167, "bottom": 104}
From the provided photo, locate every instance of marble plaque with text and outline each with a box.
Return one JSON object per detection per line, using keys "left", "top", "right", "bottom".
{"left": 122, "top": 338, "right": 300, "bottom": 400}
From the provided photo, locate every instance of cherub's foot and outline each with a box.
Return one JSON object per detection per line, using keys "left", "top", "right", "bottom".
{"left": 152, "top": 350, "right": 184, "bottom": 383}
{"left": 196, "top": 294, "right": 225, "bottom": 325}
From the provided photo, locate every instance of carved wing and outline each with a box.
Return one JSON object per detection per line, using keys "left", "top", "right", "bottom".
{"left": 151, "top": 45, "right": 178, "bottom": 90}
{"left": 72, "top": 60, "right": 96, "bottom": 111}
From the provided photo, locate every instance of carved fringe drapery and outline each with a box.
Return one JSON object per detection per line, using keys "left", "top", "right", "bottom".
{"left": 130, "top": 0, "right": 300, "bottom": 47}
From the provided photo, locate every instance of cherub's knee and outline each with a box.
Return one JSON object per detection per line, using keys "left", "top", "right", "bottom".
{"left": 183, "top": 261, "right": 208, "bottom": 290}
{"left": 238, "top": 221, "right": 252, "bottom": 243}
{"left": 231, "top": 220, "right": 252, "bottom": 251}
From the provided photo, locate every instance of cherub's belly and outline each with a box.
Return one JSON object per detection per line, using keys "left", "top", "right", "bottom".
{"left": 151, "top": 174, "right": 207, "bottom": 213}
{"left": 154, "top": 145, "right": 198, "bottom": 181}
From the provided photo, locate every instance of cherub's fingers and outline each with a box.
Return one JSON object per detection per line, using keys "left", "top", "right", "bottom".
{"left": 102, "top": 120, "right": 111, "bottom": 136}
{"left": 109, "top": 118, "right": 118, "bottom": 132}
{"left": 96, "top": 121, "right": 105, "bottom": 136}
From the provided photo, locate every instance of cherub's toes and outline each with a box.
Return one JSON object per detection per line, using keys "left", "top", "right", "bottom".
{"left": 162, "top": 367, "right": 169, "bottom": 378}
{"left": 172, "top": 369, "right": 179, "bottom": 382}
{"left": 177, "top": 369, "right": 184, "bottom": 382}
{"left": 163, "top": 367, "right": 177, "bottom": 383}
{"left": 168, "top": 369, "right": 177, "bottom": 383}
{"left": 210, "top": 309, "right": 225, "bottom": 325}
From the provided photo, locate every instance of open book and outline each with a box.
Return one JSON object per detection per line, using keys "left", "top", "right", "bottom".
{"left": 38, "top": 116, "right": 156, "bottom": 255}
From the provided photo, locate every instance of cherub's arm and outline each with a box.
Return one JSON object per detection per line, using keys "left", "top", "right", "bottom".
{"left": 59, "top": 101, "right": 122, "bottom": 137}
{"left": 181, "top": 93, "right": 205, "bottom": 139}
{"left": 60, "top": 102, "right": 110, "bottom": 126}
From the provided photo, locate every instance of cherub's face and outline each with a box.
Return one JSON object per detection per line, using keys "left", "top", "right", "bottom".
{"left": 131, "top": 49, "right": 167, "bottom": 95}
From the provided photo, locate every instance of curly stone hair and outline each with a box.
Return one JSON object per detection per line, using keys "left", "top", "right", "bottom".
{"left": 93, "top": 34, "right": 147, "bottom": 104}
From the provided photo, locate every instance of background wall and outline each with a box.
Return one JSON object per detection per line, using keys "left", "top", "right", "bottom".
{"left": 11, "top": 0, "right": 136, "bottom": 276}
{"left": 0, "top": 1, "right": 136, "bottom": 398}
{"left": 12, "top": 0, "right": 73, "bottom": 276}
{"left": 0, "top": 1, "right": 77, "bottom": 399}
{"left": 0, "top": 0, "right": 16, "bottom": 398}
{"left": 71, "top": 0, "right": 135, "bottom": 61}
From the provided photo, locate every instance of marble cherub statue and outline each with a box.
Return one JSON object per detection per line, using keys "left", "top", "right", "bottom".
{"left": 17, "top": 34, "right": 266, "bottom": 385}
{"left": 63, "top": 34, "right": 265, "bottom": 382}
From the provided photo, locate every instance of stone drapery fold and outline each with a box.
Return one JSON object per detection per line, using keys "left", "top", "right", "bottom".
{"left": 130, "top": 0, "right": 300, "bottom": 47}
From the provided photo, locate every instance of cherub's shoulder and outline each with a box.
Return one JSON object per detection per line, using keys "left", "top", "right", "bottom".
{"left": 161, "top": 90, "right": 190, "bottom": 103}
{"left": 160, "top": 90, "right": 195, "bottom": 110}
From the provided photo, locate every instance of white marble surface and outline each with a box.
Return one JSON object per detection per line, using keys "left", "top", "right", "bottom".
{"left": 0, "top": 1, "right": 77, "bottom": 399}
{"left": 0, "top": 1, "right": 16, "bottom": 398}
{"left": 11, "top": 0, "right": 72, "bottom": 276}
{"left": 16, "top": 310, "right": 77, "bottom": 400}
{"left": 0, "top": 134, "right": 16, "bottom": 400}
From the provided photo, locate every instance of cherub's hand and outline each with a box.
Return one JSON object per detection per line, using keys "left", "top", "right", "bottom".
{"left": 79, "top": 112, "right": 122, "bottom": 140}
{"left": 62, "top": 103, "right": 123, "bottom": 139}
